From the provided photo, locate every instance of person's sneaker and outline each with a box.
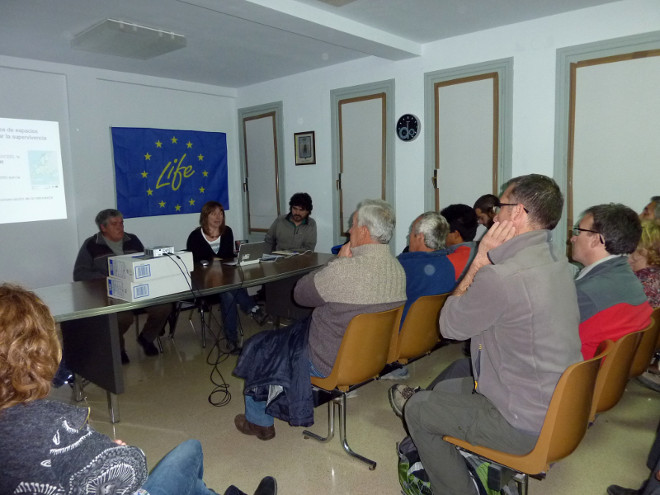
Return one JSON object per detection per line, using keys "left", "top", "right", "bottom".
{"left": 137, "top": 334, "right": 159, "bottom": 356}
{"left": 380, "top": 366, "right": 410, "bottom": 380}
{"left": 388, "top": 384, "right": 419, "bottom": 418}
{"left": 607, "top": 484, "right": 640, "bottom": 495}
{"left": 250, "top": 307, "right": 268, "bottom": 326}
{"left": 234, "top": 414, "right": 276, "bottom": 440}
{"left": 254, "top": 476, "right": 277, "bottom": 495}
{"left": 637, "top": 371, "right": 660, "bottom": 392}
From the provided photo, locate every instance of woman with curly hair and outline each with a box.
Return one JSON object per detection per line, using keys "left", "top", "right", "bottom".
{"left": 0, "top": 284, "right": 275, "bottom": 495}
{"left": 629, "top": 221, "right": 660, "bottom": 394}
{"left": 629, "top": 220, "right": 660, "bottom": 308}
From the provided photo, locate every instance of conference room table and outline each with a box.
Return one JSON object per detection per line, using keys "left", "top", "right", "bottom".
{"left": 34, "top": 252, "right": 335, "bottom": 423}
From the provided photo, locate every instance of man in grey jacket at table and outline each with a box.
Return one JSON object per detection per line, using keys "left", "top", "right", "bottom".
{"left": 73, "top": 208, "right": 170, "bottom": 364}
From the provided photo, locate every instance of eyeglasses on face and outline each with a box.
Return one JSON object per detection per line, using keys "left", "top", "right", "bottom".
{"left": 494, "top": 201, "right": 529, "bottom": 214}
{"left": 572, "top": 227, "right": 604, "bottom": 244}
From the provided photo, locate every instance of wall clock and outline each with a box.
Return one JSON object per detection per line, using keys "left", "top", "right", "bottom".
{"left": 396, "top": 113, "right": 420, "bottom": 142}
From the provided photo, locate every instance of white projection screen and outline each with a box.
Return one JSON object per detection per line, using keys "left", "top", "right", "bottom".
{"left": 0, "top": 117, "right": 66, "bottom": 224}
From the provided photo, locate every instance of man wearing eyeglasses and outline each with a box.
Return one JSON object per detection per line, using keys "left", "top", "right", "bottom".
{"left": 402, "top": 174, "right": 582, "bottom": 495}
{"left": 571, "top": 203, "right": 652, "bottom": 359}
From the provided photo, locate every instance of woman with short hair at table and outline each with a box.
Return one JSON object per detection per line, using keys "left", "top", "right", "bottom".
{"left": 186, "top": 201, "right": 267, "bottom": 353}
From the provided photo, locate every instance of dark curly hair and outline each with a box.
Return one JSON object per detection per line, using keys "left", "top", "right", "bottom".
{"left": 289, "top": 192, "right": 313, "bottom": 213}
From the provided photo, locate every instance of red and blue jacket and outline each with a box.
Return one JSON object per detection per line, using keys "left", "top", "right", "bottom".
{"left": 576, "top": 256, "right": 652, "bottom": 359}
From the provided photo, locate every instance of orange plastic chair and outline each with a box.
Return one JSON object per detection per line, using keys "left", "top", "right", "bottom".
{"left": 302, "top": 306, "right": 403, "bottom": 470}
{"left": 629, "top": 314, "right": 659, "bottom": 378}
{"left": 443, "top": 343, "right": 611, "bottom": 495}
{"left": 386, "top": 293, "right": 449, "bottom": 364}
{"left": 589, "top": 330, "right": 643, "bottom": 423}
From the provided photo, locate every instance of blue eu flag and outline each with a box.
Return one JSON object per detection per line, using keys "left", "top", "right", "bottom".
{"left": 111, "top": 127, "right": 229, "bottom": 218}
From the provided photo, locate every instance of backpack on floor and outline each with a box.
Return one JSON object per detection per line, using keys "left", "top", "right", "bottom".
{"left": 397, "top": 436, "right": 519, "bottom": 495}
{"left": 397, "top": 436, "right": 432, "bottom": 495}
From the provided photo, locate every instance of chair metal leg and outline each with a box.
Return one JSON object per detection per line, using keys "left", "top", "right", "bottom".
{"left": 187, "top": 305, "right": 207, "bottom": 348}
{"left": 107, "top": 391, "right": 120, "bottom": 424}
{"left": 73, "top": 373, "right": 85, "bottom": 402}
{"left": 187, "top": 308, "right": 199, "bottom": 339}
{"left": 199, "top": 306, "right": 207, "bottom": 348}
{"left": 337, "top": 394, "right": 377, "bottom": 470}
{"left": 303, "top": 400, "right": 335, "bottom": 442}
{"left": 134, "top": 313, "right": 140, "bottom": 339}
{"left": 519, "top": 473, "right": 529, "bottom": 495}
{"left": 303, "top": 394, "right": 377, "bottom": 470}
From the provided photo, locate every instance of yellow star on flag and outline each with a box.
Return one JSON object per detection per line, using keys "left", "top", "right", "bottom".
{"left": 156, "top": 140, "right": 162, "bottom": 148}
{"left": 187, "top": 141, "right": 193, "bottom": 148}
{"left": 159, "top": 201, "right": 166, "bottom": 207}
{"left": 171, "top": 136, "right": 178, "bottom": 144}
{"left": 203, "top": 170, "right": 209, "bottom": 177}
{"left": 198, "top": 154, "right": 204, "bottom": 161}
{"left": 199, "top": 186, "right": 205, "bottom": 193}
{"left": 147, "top": 189, "right": 153, "bottom": 196}
{"left": 189, "top": 198, "right": 195, "bottom": 206}
{"left": 144, "top": 153, "right": 151, "bottom": 160}
{"left": 141, "top": 171, "right": 148, "bottom": 178}
{"left": 175, "top": 205, "right": 182, "bottom": 211}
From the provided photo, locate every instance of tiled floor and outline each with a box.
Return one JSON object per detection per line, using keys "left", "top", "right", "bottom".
{"left": 50, "top": 308, "right": 659, "bottom": 495}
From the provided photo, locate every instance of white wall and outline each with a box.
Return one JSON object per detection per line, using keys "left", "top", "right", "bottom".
{"left": 1, "top": 0, "right": 658, "bottom": 287}
{"left": 236, "top": 0, "right": 660, "bottom": 253}
{"left": 0, "top": 57, "right": 239, "bottom": 288}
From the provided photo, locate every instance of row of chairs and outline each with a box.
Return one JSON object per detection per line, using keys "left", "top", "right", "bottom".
{"left": 303, "top": 292, "right": 451, "bottom": 470}
{"left": 444, "top": 308, "right": 660, "bottom": 495}
{"left": 302, "top": 297, "right": 660, "bottom": 487}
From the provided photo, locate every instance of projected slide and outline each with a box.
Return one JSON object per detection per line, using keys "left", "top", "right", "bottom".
{"left": 0, "top": 117, "right": 66, "bottom": 224}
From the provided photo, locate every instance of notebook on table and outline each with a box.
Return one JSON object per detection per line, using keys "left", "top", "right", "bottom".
{"left": 223, "top": 242, "right": 266, "bottom": 266}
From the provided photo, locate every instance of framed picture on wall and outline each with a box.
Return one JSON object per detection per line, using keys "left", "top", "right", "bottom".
{"left": 294, "top": 131, "right": 316, "bottom": 165}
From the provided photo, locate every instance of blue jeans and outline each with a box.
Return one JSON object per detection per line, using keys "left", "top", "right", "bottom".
{"left": 219, "top": 289, "right": 256, "bottom": 345}
{"left": 141, "top": 439, "right": 217, "bottom": 495}
{"left": 245, "top": 360, "right": 326, "bottom": 427}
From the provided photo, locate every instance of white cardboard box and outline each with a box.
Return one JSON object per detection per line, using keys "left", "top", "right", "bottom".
{"left": 106, "top": 272, "right": 192, "bottom": 302}
{"left": 107, "top": 250, "right": 193, "bottom": 282}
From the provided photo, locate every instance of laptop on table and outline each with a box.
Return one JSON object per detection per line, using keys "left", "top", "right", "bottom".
{"left": 223, "top": 242, "right": 266, "bottom": 266}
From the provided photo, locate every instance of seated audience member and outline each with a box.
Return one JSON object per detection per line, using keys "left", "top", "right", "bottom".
{"left": 571, "top": 203, "right": 653, "bottom": 359}
{"left": 473, "top": 193, "right": 499, "bottom": 229}
{"left": 73, "top": 209, "right": 170, "bottom": 363}
{"left": 397, "top": 211, "right": 457, "bottom": 323}
{"left": 186, "top": 201, "right": 266, "bottom": 351}
{"left": 233, "top": 199, "right": 406, "bottom": 440}
{"left": 630, "top": 220, "right": 660, "bottom": 308}
{"left": 382, "top": 212, "right": 456, "bottom": 380}
{"left": 264, "top": 192, "right": 317, "bottom": 253}
{"left": 440, "top": 203, "right": 478, "bottom": 282}
{"left": 640, "top": 196, "right": 660, "bottom": 222}
{"left": 393, "top": 174, "right": 582, "bottom": 495}
{"left": 0, "top": 283, "right": 276, "bottom": 495}
{"left": 629, "top": 220, "right": 660, "bottom": 392}
{"left": 607, "top": 420, "right": 660, "bottom": 495}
